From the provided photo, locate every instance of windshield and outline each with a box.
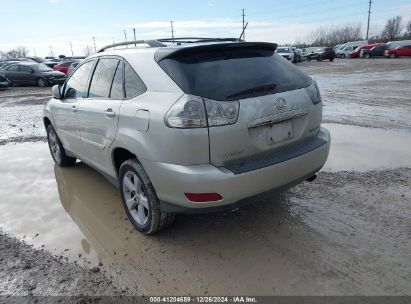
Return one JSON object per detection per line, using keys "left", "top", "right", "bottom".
{"left": 158, "top": 48, "right": 311, "bottom": 101}
{"left": 32, "top": 63, "right": 53, "bottom": 72}
{"left": 276, "top": 47, "right": 290, "bottom": 53}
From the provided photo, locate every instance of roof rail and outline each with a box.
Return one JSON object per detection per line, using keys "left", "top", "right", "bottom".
{"left": 97, "top": 40, "right": 166, "bottom": 53}
{"left": 158, "top": 37, "right": 243, "bottom": 44}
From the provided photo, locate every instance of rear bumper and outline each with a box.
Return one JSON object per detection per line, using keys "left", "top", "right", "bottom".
{"left": 143, "top": 128, "right": 331, "bottom": 213}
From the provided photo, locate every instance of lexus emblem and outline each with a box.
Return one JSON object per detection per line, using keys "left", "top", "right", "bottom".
{"left": 276, "top": 97, "right": 287, "bottom": 110}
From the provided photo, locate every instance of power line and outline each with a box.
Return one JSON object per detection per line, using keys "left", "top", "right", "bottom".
{"left": 366, "top": 0, "right": 372, "bottom": 40}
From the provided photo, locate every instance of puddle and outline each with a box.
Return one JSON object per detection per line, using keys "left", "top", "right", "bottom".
{"left": 323, "top": 123, "right": 411, "bottom": 171}
{"left": 0, "top": 123, "right": 410, "bottom": 294}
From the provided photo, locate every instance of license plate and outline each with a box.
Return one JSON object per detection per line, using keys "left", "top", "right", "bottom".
{"left": 266, "top": 120, "right": 293, "bottom": 144}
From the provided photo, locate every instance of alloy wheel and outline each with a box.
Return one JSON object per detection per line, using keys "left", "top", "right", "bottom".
{"left": 48, "top": 129, "right": 61, "bottom": 163}
{"left": 122, "top": 171, "right": 149, "bottom": 226}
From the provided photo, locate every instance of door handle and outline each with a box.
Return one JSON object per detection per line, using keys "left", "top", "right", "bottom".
{"left": 71, "top": 105, "right": 77, "bottom": 113}
{"left": 104, "top": 108, "right": 116, "bottom": 118}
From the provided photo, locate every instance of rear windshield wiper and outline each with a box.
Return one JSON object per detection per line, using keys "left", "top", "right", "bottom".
{"left": 226, "top": 83, "right": 277, "bottom": 100}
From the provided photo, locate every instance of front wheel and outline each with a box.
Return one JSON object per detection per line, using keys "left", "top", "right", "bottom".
{"left": 46, "top": 125, "right": 76, "bottom": 166}
{"left": 119, "top": 159, "right": 175, "bottom": 235}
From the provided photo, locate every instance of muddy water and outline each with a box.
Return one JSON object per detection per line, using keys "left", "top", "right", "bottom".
{"left": 0, "top": 124, "right": 410, "bottom": 295}
{"left": 323, "top": 123, "right": 411, "bottom": 171}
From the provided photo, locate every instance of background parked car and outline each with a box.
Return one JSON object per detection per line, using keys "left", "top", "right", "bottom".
{"left": 0, "top": 62, "right": 66, "bottom": 87}
{"left": 276, "top": 47, "right": 295, "bottom": 62}
{"left": 0, "top": 61, "right": 20, "bottom": 70}
{"left": 350, "top": 43, "right": 385, "bottom": 58}
{"left": 385, "top": 40, "right": 411, "bottom": 50}
{"left": 66, "top": 61, "right": 80, "bottom": 76}
{"left": 307, "top": 47, "right": 336, "bottom": 61}
{"left": 53, "top": 59, "right": 80, "bottom": 75}
{"left": 294, "top": 48, "right": 306, "bottom": 62}
{"left": 384, "top": 45, "right": 411, "bottom": 58}
{"left": 336, "top": 40, "right": 368, "bottom": 58}
{"left": 0, "top": 75, "right": 10, "bottom": 90}
{"left": 361, "top": 45, "right": 387, "bottom": 58}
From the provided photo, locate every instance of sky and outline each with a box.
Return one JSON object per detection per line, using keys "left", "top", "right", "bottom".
{"left": 1, "top": 0, "right": 410, "bottom": 57}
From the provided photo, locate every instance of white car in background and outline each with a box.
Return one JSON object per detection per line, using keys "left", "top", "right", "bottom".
{"left": 276, "top": 47, "right": 295, "bottom": 62}
{"left": 337, "top": 40, "right": 368, "bottom": 58}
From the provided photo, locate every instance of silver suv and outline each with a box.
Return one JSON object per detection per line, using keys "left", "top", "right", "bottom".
{"left": 44, "top": 38, "right": 330, "bottom": 234}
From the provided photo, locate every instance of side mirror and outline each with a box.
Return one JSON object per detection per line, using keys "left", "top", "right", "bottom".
{"left": 52, "top": 84, "right": 62, "bottom": 99}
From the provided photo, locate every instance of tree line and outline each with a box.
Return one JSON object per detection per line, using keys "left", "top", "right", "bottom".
{"left": 297, "top": 16, "right": 411, "bottom": 48}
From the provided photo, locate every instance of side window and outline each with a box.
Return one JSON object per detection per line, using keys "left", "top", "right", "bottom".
{"left": 64, "top": 60, "right": 94, "bottom": 99}
{"left": 8, "top": 65, "right": 19, "bottom": 72}
{"left": 20, "top": 66, "right": 32, "bottom": 73}
{"left": 88, "top": 58, "right": 119, "bottom": 98}
{"left": 124, "top": 61, "right": 146, "bottom": 98}
{"left": 110, "top": 61, "right": 124, "bottom": 99}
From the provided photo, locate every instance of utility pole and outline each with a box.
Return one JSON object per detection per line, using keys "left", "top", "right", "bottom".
{"left": 69, "top": 41, "right": 74, "bottom": 56}
{"left": 133, "top": 28, "right": 136, "bottom": 46}
{"left": 123, "top": 29, "right": 128, "bottom": 48}
{"left": 49, "top": 45, "right": 54, "bottom": 57}
{"left": 242, "top": 9, "right": 246, "bottom": 41}
{"left": 33, "top": 48, "right": 37, "bottom": 56}
{"left": 92, "top": 36, "right": 97, "bottom": 52}
{"left": 170, "top": 21, "right": 175, "bottom": 43}
{"left": 366, "top": 0, "right": 372, "bottom": 40}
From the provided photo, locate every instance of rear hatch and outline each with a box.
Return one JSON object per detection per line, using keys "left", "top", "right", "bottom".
{"left": 157, "top": 42, "right": 321, "bottom": 166}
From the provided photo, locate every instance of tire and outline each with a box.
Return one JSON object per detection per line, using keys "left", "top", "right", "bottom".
{"left": 330, "top": 58, "right": 334, "bottom": 62}
{"left": 389, "top": 53, "right": 397, "bottom": 58}
{"left": 46, "top": 125, "right": 76, "bottom": 167}
{"left": 37, "top": 78, "right": 48, "bottom": 87}
{"left": 364, "top": 53, "right": 370, "bottom": 59}
{"left": 307, "top": 57, "right": 311, "bottom": 62}
{"left": 341, "top": 54, "right": 345, "bottom": 58}
{"left": 119, "top": 159, "right": 175, "bottom": 235}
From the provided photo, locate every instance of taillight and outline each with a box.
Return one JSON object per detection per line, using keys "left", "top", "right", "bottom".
{"left": 165, "top": 94, "right": 239, "bottom": 128}
{"left": 306, "top": 80, "right": 322, "bottom": 105}
{"left": 185, "top": 193, "right": 223, "bottom": 202}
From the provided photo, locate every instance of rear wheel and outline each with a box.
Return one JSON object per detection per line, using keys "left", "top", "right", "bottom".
{"left": 46, "top": 125, "right": 76, "bottom": 166}
{"left": 389, "top": 53, "right": 397, "bottom": 58}
{"left": 119, "top": 159, "right": 175, "bottom": 235}
{"left": 364, "top": 53, "right": 371, "bottom": 59}
{"left": 37, "top": 78, "right": 48, "bottom": 87}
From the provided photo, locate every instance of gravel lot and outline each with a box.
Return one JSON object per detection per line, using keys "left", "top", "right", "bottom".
{"left": 0, "top": 58, "right": 410, "bottom": 297}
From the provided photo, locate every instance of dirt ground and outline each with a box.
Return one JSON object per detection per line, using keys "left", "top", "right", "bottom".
{"left": 0, "top": 58, "right": 410, "bottom": 297}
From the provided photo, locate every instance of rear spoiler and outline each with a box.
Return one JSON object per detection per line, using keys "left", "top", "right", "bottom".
{"left": 154, "top": 42, "right": 278, "bottom": 62}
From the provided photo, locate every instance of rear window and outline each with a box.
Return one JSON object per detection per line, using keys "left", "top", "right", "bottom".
{"left": 158, "top": 48, "right": 311, "bottom": 101}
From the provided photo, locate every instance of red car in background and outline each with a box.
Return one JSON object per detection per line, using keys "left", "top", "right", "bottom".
{"left": 53, "top": 60, "right": 80, "bottom": 75}
{"left": 385, "top": 45, "right": 411, "bottom": 58}
{"left": 350, "top": 43, "right": 385, "bottom": 58}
